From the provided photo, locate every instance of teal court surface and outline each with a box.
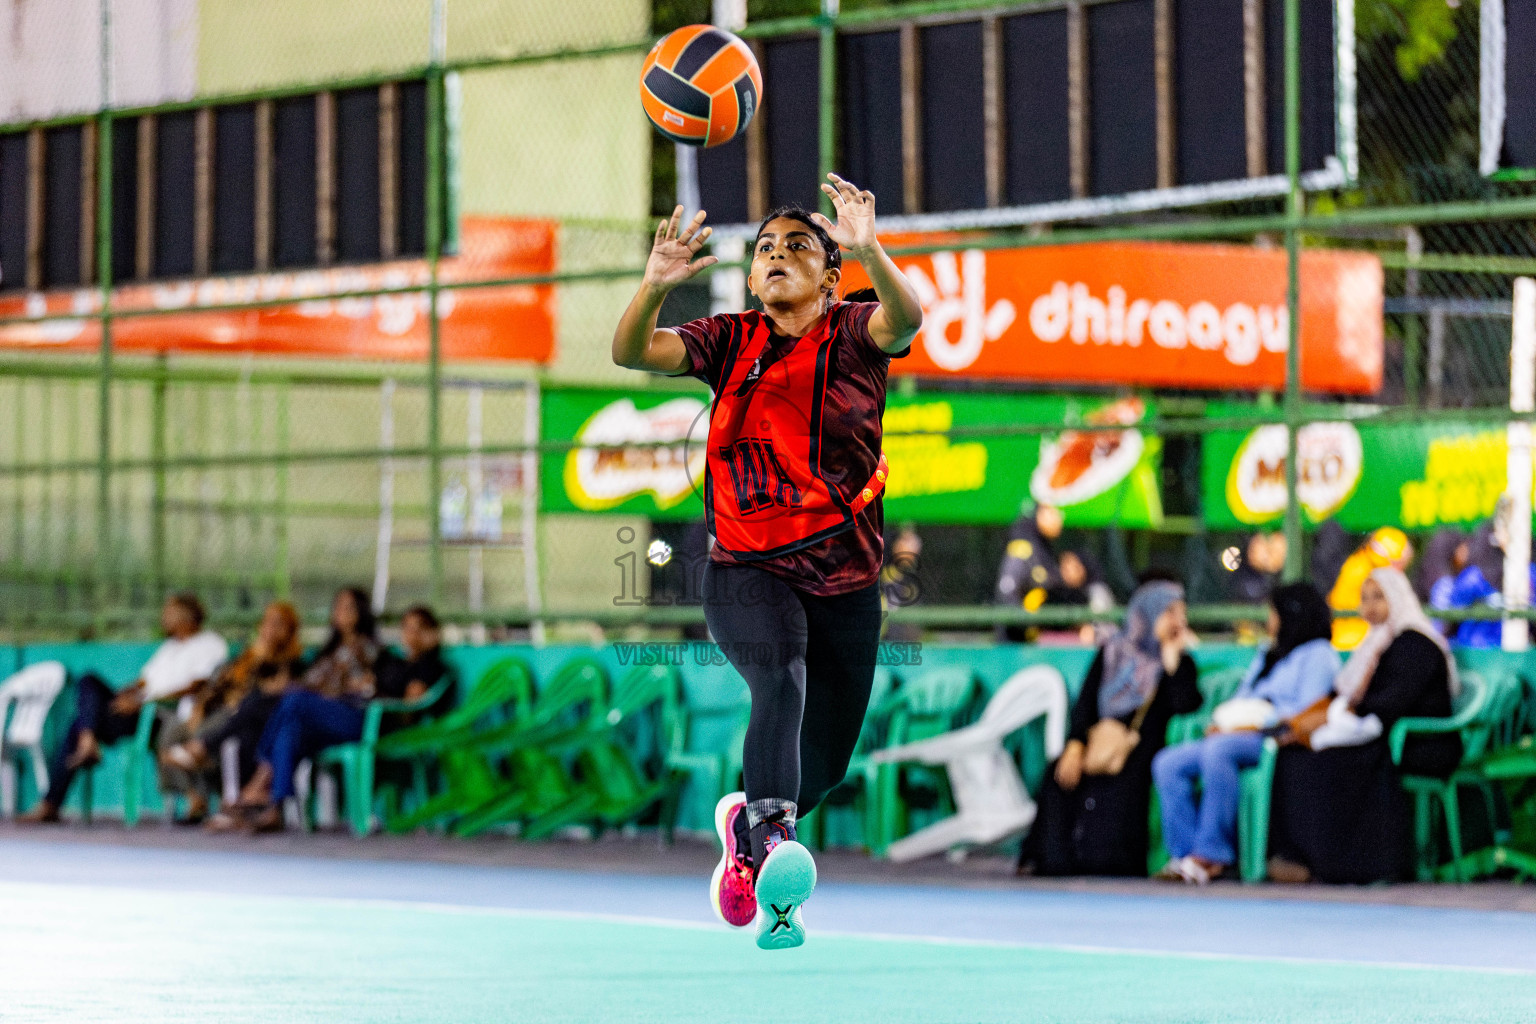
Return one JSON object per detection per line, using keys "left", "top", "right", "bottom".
{"left": 2, "top": 830, "right": 1534, "bottom": 1023}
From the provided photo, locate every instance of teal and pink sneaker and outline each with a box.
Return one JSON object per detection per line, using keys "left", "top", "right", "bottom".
{"left": 709, "top": 792, "right": 757, "bottom": 928}
{"left": 752, "top": 823, "right": 816, "bottom": 950}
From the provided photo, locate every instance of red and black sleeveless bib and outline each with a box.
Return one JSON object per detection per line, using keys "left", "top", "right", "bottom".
{"left": 703, "top": 304, "right": 889, "bottom": 562}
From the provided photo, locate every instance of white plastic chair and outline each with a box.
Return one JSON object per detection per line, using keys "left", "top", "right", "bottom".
{"left": 871, "top": 664, "right": 1068, "bottom": 863}
{"left": 0, "top": 662, "right": 68, "bottom": 817}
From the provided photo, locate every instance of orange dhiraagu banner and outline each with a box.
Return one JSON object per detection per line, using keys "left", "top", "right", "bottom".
{"left": 0, "top": 217, "right": 557, "bottom": 362}
{"left": 839, "top": 239, "right": 1384, "bottom": 394}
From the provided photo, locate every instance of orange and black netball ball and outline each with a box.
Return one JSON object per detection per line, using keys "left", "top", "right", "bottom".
{"left": 641, "top": 25, "right": 762, "bottom": 148}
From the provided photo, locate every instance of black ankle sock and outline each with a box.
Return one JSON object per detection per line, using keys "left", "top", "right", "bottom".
{"left": 748, "top": 810, "right": 796, "bottom": 873}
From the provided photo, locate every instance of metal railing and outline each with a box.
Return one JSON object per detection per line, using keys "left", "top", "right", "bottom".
{"left": 0, "top": 0, "right": 1531, "bottom": 637}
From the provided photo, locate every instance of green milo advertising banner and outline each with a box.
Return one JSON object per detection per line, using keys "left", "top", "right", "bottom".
{"left": 1202, "top": 402, "right": 1521, "bottom": 531}
{"left": 541, "top": 387, "right": 1163, "bottom": 527}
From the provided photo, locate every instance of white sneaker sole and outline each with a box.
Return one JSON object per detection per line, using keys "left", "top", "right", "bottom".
{"left": 754, "top": 839, "right": 816, "bottom": 950}
{"left": 709, "top": 791, "right": 750, "bottom": 928}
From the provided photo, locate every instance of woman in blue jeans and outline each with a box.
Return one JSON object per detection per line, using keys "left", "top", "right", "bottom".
{"left": 1152, "top": 583, "right": 1339, "bottom": 883}
{"left": 225, "top": 596, "right": 446, "bottom": 833}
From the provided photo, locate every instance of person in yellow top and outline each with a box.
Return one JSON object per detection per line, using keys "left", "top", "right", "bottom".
{"left": 1328, "top": 527, "right": 1414, "bottom": 649}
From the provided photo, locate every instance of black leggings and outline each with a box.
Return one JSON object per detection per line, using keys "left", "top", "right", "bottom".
{"left": 703, "top": 562, "right": 882, "bottom": 814}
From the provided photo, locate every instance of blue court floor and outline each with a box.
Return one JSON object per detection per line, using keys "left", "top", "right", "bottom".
{"left": 1, "top": 833, "right": 1533, "bottom": 1023}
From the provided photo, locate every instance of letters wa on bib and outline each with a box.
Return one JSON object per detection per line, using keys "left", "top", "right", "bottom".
{"left": 674, "top": 300, "right": 908, "bottom": 594}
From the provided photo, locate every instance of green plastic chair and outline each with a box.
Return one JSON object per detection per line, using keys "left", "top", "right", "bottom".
{"left": 449, "top": 656, "right": 609, "bottom": 838}
{"left": 870, "top": 667, "right": 979, "bottom": 857}
{"left": 1460, "top": 727, "right": 1536, "bottom": 881}
{"left": 660, "top": 700, "right": 750, "bottom": 844}
{"left": 521, "top": 663, "right": 685, "bottom": 841}
{"left": 376, "top": 657, "right": 536, "bottom": 834}
{"left": 308, "top": 674, "right": 457, "bottom": 836}
{"left": 80, "top": 700, "right": 160, "bottom": 827}
{"left": 800, "top": 666, "right": 899, "bottom": 851}
{"left": 1236, "top": 738, "right": 1279, "bottom": 884}
{"left": 1395, "top": 670, "right": 1533, "bottom": 882}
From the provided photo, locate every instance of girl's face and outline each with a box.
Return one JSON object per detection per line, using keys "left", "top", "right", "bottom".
{"left": 1266, "top": 605, "right": 1282, "bottom": 641}
{"left": 1155, "top": 600, "right": 1187, "bottom": 643}
{"left": 748, "top": 218, "right": 838, "bottom": 310}
{"left": 1360, "top": 578, "right": 1391, "bottom": 627}
{"left": 332, "top": 591, "right": 360, "bottom": 634}
{"left": 400, "top": 612, "right": 440, "bottom": 659}
{"left": 258, "top": 606, "right": 294, "bottom": 649}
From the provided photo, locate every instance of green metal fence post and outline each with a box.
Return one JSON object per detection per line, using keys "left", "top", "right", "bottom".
{"left": 95, "top": 0, "right": 115, "bottom": 626}
{"left": 275, "top": 384, "right": 291, "bottom": 599}
{"left": 425, "top": 0, "right": 447, "bottom": 609}
{"left": 1403, "top": 227, "right": 1422, "bottom": 407}
{"left": 818, "top": 0, "right": 838, "bottom": 218}
{"left": 1281, "top": 0, "right": 1304, "bottom": 583}
{"left": 150, "top": 355, "right": 167, "bottom": 599}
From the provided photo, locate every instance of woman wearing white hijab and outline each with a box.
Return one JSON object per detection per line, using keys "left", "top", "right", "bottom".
{"left": 1268, "top": 567, "right": 1463, "bottom": 884}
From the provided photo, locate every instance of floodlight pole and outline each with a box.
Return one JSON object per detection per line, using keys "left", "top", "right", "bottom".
{"left": 1281, "top": 0, "right": 1304, "bottom": 582}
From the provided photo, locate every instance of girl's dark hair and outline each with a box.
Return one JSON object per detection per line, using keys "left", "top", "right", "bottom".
{"left": 755, "top": 207, "right": 842, "bottom": 305}
{"left": 320, "top": 586, "right": 378, "bottom": 656}
{"left": 1254, "top": 582, "right": 1333, "bottom": 684}
{"left": 169, "top": 591, "right": 207, "bottom": 629}
{"left": 403, "top": 604, "right": 441, "bottom": 631}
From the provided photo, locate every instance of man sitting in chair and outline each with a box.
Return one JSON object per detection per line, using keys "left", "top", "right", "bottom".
{"left": 20, "top": 593, "right": 228, "bottom": 823}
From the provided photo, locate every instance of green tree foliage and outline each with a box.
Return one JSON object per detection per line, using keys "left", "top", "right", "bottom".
{"left": 1358, "top": 0, "right": 1464, "bottom": 82}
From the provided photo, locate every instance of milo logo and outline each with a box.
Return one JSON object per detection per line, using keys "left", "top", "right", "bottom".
{"left": 1226, "top": 422, "right": 1363, "bottom": 524}
{"left": 564, "top": 397, "right": 709, "bottom": 511}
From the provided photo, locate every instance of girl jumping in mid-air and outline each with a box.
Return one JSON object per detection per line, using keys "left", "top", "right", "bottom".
{"left": 612, "top": 174, "right": 922, "bottom": 949}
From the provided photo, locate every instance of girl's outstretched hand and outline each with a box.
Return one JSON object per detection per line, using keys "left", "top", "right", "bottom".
{"left": 643, "top": 205, "right": 718, "bottom": 292}
{"left": 811, "top": 174, "right": 878, "bottom": 253}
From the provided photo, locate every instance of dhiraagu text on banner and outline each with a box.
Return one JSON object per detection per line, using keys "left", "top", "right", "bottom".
{"left": 542, "top": 387, "right": 1162, "bottom": 527}
{"left": 1203, "top": 402, "right": 1536, "bottom": 531}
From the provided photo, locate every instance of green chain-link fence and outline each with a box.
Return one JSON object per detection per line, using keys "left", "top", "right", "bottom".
{"left": 0, "top": 0, "right": 1533, "bottom": 638}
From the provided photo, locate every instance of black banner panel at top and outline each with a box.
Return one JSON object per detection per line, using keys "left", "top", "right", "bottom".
{"left": 695, "top": 0, "right": 1348, "bottom": 227}
{"left": 1484, "top": 0, "right": 1536, "bottom": 175}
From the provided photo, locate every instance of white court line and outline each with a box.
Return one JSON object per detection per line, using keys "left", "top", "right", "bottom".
{"left": 3, "top": 879, "right": 1532, "bottom": 979}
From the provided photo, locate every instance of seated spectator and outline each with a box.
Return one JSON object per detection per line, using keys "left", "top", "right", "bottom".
{"left": 1152, "top": 583, "right": 1338, "bottom": 884}
{"left": 1436, "top": 517, "right": 1536, "bottom": 648}
{"left": 1016, "top": 581, "right": 1200, "bottom": 877}
{"left": 1041, "top": 549, "right": 1115, "bottom": 645}
{"left": 1268, "top": 568, "right": 1463, "bottom": 884}
{"left": 157, "top": 601, "right": 303, "bottom": 824}
{"left": 204, "top": 587, "right": 378, "bottom": 831}
{"left": 230, "top": 602, "right": 448, "bottom": 834}
{"left": 20, "top": 594, "right": 227, "bottom": 823}
{"left": 1227, "top": 532, "right": 1286, "bottom": 604}
{"left": 1329, "top": 527, "right": 1412, "bottom": 649}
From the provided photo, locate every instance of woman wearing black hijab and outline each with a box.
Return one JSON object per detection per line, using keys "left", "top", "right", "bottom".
{"left": 1018, "top": 581, "right": 1201, "bottom": 877}
{"left": 1152, "top": 583, "right": 1341, "bottom": 883}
